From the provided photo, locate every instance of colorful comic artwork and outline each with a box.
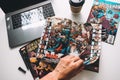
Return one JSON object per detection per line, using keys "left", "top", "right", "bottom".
{"left": 87, "top": 0, "right": 120, "bottom": 45}
{"left": 19, "top": 17, "right": 102, "bottom": 80}
{"left": 38, "top": 17, "right": 101, "bottom": 72}
{"left": 19, "top": 38, "right": 56, "bottom": 80}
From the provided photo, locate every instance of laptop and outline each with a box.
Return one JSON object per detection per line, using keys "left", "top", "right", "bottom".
{"left": 0, "top": 0, "right": 55, "bottom": 48}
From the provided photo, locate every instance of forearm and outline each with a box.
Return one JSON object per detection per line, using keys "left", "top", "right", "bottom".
{"left": 40, "top": 55, "right": 83, "bottom": 80}
{"left": 40, "top": 71, "right": 59, "bottom": 80}
{"left": 40, "top": 71, "right": 69, "bottom": 80}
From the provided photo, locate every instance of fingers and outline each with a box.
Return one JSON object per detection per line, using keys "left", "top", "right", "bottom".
{"left": 71, "top": 56, "right": 80, "bottom": 62}
{"left": 63, "top": 55, "right": 75, "bottom": 59}
{"left": 74, "top": 59, "right": 84, "bottom": 69}
{"left": 60, "top": 55, "right": 84, "bottom": 69}
{"left": 59, "top": 55, "right": 75, "bottom": 66}
{"left": 73, "top": 59, "right": 84, "bottom": 75}
{"left": 54, "top": 55, "right": 84, "bottom": 80}
{"left": 76, "top": 59, "right": 83, "bottom": 66}
{"left": 63, "top": 55, "right": 80, "bottom": 61}
{"left": 62, "top": 55, "right": 83, "bottom": 63}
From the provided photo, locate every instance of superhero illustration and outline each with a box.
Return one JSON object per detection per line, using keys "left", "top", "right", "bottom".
{"left": 38, "top": 17, "right": 102, "bottom": 72}
{"left": 19, "top": 38, "right": 56, "bottom": 80}
{"left": 87, "top": 0, "right": 120, "bottom": 45}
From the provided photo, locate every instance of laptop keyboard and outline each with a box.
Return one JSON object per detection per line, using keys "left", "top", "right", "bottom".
{"left": 11, "top": 3, "right": 55, "bottom": 29}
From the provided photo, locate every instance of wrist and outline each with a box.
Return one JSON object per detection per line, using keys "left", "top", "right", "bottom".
{"left": 40, "top": 71, "right": 60, "bottom": 80}
{"left": 51, "top": 70, "right": 69, "bottom": 80}
{"left": 49, "top": 71, "right": 60, "bottom": 80}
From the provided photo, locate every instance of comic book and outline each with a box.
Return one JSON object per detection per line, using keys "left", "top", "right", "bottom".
{"left": 19, "top": 38, "right": 56, "bottom": 80}
{"left": 87, "top": 0, "right": 120, "bottom": 45}
{"left": 38, "top": 17, "right": 102, "bottom": 72}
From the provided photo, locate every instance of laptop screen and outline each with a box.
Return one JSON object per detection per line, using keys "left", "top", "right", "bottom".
{"left": 0, "top": 0, "right": 47, "bottom": 13}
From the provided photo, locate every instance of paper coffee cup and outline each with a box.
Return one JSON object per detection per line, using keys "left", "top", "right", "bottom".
{"left": 69, "top": 0, "right": 85, "bottom": 13}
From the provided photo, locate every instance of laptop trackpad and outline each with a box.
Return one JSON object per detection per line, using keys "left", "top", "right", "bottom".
{"left": 8, "top": 20, "right": 46, "bottom": 48}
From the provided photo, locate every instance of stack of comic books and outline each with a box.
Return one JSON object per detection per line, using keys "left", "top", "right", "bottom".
{"left": 19, "top": 17, "right": 102, "bottom": 80}
{"left": 87, "top": 0, "right": 120, "bottom": 45}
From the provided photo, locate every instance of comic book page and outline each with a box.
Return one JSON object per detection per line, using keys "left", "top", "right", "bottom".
{"left": 38, "top": 17, "right": 102, "bottom": 72}
{"left": 87, "top": 0, "right": 120, "bottom": 45}
{"left": 19, "top": 38, "right": 56, "bottom": 80}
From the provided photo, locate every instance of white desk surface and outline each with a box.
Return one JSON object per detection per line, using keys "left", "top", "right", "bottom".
{"left": 0, "top": 0, "right": 120, "bottom": 80}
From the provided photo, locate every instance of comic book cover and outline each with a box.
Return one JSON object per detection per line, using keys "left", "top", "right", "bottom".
{"left": 38, "top": 17, "right": 102, "bottom": 72}
{"left": 19, "top": 38, "right": 56, "bottom": 80}
{"left": 87, "top": 0, "right": 120, "bottom": 45}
